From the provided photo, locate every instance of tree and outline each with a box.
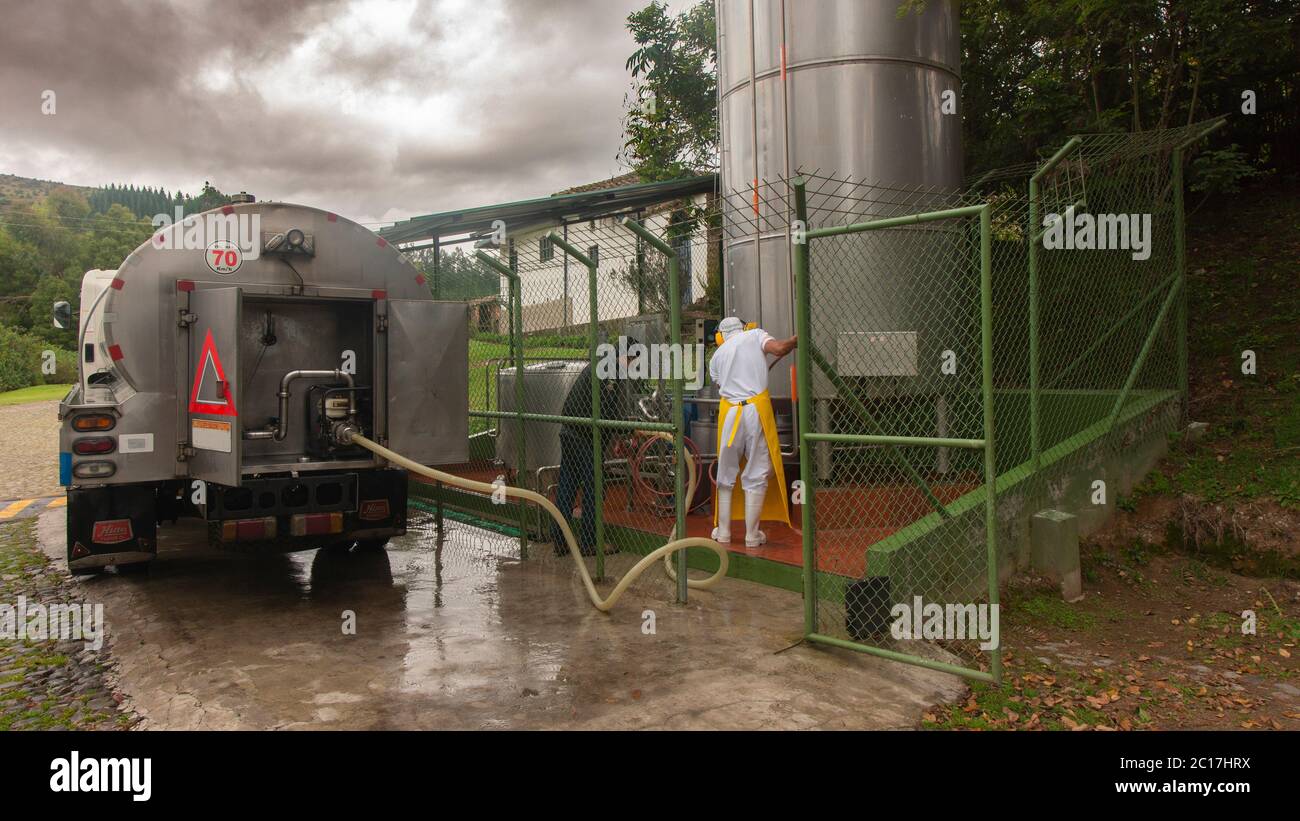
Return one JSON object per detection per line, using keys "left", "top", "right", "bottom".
{"left": 621, "top": 1, "right": 1299, "bottom": 183}
{"left": 957, "top": 0, "right": 1299, "bottom": 179}
{"left": 407, "top": 247, "right": 502, "bottom": 301}
{"left": 620, "top": 1, "right": 718, "bottom": 181}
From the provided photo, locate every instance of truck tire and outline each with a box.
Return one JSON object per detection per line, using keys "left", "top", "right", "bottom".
{"left": 355, "top": 538, "right": 389, "bottom": 553}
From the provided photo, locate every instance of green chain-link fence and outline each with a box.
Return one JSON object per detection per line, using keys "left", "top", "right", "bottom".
{"left": 771, "top": 119, "right": 1225, "bottom": 681}
{"left": 397, "top": 117, "right": 1223, "bottom": 682}
{"left": 406, "top": 200, "right": 720, "bottom": 605}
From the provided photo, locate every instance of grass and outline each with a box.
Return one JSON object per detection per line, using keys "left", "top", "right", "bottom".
{"left": 1166, "top": 189, "right": 1300, "bottom": 509}
{"left": 0, "top": 383, "right": 72, "bottom": 406}
{"left": 468, "top": 337, "right": 586, "bottom": 433}
{"left": 1014, "top": 592, "right": 1099, "bottom": 631}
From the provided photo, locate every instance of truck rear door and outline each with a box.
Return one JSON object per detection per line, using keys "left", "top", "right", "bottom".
{"left": 186, "top": 286, "right": 242, "bottom": 487}
{"left": 386, "top": 300, "right": 468, "bottom": 465}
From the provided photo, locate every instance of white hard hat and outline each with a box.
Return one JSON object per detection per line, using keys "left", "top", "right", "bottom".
{"left": 718, "top": 316, "right": 745, "bottom": 340}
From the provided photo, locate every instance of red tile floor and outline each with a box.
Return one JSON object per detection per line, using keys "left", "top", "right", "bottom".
{"left": 416, "top": 467, "right": 976, "bottom": 580}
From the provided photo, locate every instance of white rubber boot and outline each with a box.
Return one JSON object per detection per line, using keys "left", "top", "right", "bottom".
{"left": 744, "top": 490, "right": 767, "bottom": 547}
{"left": 711, "top": 487, "right": 732, "bottom": 543}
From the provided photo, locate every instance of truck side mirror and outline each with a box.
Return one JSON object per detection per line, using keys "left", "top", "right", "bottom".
{"left": 52, "top": 301, "right": 72, "bottom": 330}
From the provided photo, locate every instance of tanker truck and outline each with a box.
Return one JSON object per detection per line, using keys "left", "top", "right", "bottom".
{"left": 54, "top": 197, "right": 468, "bottom": 575}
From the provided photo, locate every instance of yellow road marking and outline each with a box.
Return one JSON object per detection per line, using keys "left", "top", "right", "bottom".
{"left": 0, "top": 498, "right": 35, "bottom": 519}
{"left": 47, "top": 496, "right": 67, "bottom": 508}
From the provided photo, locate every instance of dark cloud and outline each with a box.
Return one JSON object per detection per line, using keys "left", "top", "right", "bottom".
{"left": 0, "top": 0, "right": 660, "bottom": 224}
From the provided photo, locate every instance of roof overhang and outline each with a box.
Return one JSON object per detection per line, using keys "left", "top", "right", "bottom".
{"left": 379, "top": 174, "right": 716, "bottom": 246}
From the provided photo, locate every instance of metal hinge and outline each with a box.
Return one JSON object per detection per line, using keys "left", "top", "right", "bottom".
{"left": 377, "top": 315, "right": 388, "bottom": 332}
{"left": 177, "top": 443, "right": 195, "bottom": 461}
{"left": 178, "top": 310, "right": 197, "bottom": 328}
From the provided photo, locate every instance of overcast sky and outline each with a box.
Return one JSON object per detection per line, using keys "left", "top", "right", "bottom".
{"left": 0, "top": 0, "right": 691, "bottom": 226}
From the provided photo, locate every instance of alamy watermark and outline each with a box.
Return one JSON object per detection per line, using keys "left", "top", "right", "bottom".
{"left": 151, "top": 208, "right": 262, "bottom": 273}
{"left": 50, "top": 751, "right": 151, "bottom": 802}
{"left": 0, "top": 596, "right": 104, "bottom": 651}
{"left": 890, "top": 596, "right": 1000, "bottom": 651}
{"left": 1041, "top": 205, "right": 1152, "bottom": 261}
{"left": 595, "top": 336, "right": 705, "bottom": 390}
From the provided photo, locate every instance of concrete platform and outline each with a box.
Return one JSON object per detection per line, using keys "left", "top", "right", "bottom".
{"left": 36, "top": 507, "right": 963, "bottom": 730}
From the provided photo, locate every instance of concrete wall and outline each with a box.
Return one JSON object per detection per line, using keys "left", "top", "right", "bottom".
{"left": 847, "top": 392, "right": 1181, "bottom": 614}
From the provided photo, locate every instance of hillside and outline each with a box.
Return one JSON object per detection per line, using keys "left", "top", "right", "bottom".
{"left": 0, "top": 172, "right": 93, "bottom": 209}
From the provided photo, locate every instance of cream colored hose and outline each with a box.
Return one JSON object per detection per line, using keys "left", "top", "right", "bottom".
{"left": 345, "top": 431, "right": 728, "bottom": 612}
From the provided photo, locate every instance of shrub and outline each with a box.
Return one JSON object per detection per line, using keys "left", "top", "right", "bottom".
{"left": 0, "top": 325, "right": 76, "bottom": 391}
{"left": 44, "top": 347, "right": 78, "bottom": 384}
{"left": 0, "top": 324, "right": 44, "bottom": 392}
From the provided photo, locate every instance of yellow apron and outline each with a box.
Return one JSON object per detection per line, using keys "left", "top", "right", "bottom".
{"left": 712, "top": 389, "right": 790, "bottom": 527}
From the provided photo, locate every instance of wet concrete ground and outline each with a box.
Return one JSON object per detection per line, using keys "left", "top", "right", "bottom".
{"left": 35, "top": 507, "right": 963, "bottom": 730}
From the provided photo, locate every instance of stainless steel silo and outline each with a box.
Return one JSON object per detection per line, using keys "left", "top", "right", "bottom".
{"left": 717, "top": 0, "right": 963, "bottom": 400}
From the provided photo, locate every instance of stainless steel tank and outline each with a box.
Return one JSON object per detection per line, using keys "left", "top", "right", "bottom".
{"left": 717, "top": 0, "right": 963, "bottom": 399}
{"left": 495, "top": 360, "right": 589, "bottom": 471}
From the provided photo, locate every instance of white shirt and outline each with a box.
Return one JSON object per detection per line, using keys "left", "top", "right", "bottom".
{"left": 708, "top": 328, "right": 775, "bottom": 401}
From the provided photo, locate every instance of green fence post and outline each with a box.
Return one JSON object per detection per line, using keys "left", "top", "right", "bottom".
{"left": 620, "top": 217, "right": 689, "bottom": 604}
{"left": 474, "top": 250, "right": 528, "bottom": 558}
{"left": 1027, "top": 136, "right": 1082, "bottom": 469}
{"left": 547, "top": 233, "right": 603, "bottom": 579}
{"left": 979, "top": 204, "right": 1002, "bottom": 686}
{"left": 792, "top": 178, "right": 817, "bottom": 637}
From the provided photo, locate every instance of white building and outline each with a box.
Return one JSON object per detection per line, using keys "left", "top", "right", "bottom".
{"left": 383, "top": 173, "right": 716, "bottom": 334}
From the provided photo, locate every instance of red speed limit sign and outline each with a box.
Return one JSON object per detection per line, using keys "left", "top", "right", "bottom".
{"left": 205, "top": 239, "right": 243, "bottom": 275}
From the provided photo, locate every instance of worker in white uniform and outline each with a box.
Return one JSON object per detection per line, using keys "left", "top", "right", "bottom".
{"left": 709, "top": 316, "right": 797, "bottom": 547}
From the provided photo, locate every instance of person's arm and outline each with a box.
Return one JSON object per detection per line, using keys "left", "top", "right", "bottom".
{"left": 762, "top": 333, "right": 798, "bottom": 360}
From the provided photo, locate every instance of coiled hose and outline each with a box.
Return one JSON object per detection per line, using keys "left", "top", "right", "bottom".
{"left": 344, "top": 431, "right": 728, "bottom": 612}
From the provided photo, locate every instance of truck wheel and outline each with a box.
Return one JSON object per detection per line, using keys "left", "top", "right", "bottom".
{"left": 355, "top": 538, "right": 389, "bottom": 553}
{"left": 115, "top": 561, "right": 152, "bottom": 576}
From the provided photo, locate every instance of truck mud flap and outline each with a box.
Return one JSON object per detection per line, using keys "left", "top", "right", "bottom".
{"left": 66, "top": 485, "right": 158, "bottom": 573}
{"left": 350, "top": 469, "right": 407, "bottom": 537}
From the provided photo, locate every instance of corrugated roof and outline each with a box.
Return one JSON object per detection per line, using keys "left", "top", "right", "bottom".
{"left": 379, "top": 173, "right": 716, "bottom": 245}
{"left": 553, "top": 172, "right": 642, "bottom": 195}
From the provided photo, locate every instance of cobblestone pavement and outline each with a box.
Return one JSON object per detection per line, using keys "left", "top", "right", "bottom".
{"left": 0, "top": 518, "right": 136, "bottom": 730}
{"left": 0, "top": 400, "right": 62, "bottom": 501}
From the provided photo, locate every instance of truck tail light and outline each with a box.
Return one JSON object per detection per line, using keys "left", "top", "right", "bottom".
{"left": 73, "top": 461, "right": 116, "bottom": 479}
{"left": 73, "top": 436, "right": 116, "bottom": 455}
{"left": 72, "top": 413, "right": 116, "bottom": 432}
{"left": 290, "top": 512, "right": 343, "bottom": 537}
{"left": 221, "top": 517, "right": 277, "bottom": 542}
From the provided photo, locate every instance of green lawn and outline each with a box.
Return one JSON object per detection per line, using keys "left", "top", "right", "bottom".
{"left": 0, "top": 384, "right": 72, "bottom": 406}
{"left": 468, "top": 339, "right": 586, "bottom": 431}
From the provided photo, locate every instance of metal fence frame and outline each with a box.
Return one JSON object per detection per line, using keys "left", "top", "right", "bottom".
{"left": 791, "top": 178, "right": 1002, "bottom": 683}
{"left": 783, "top": 119, "right": 1225, "bottom": 684}
{"left": 465, "top": 217, "right": 692, "bottom": 599}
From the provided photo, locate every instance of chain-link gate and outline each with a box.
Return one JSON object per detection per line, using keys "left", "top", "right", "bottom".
{"left": 779, "top": 176, "right": 1001, "bottom": 682}
{"left": 720, "top": 118, "right": 1225, "bottom": 683}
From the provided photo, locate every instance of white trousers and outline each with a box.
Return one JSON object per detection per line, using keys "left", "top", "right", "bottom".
{"left": 716, "top": 404, "right": 771, "bottom": 496}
